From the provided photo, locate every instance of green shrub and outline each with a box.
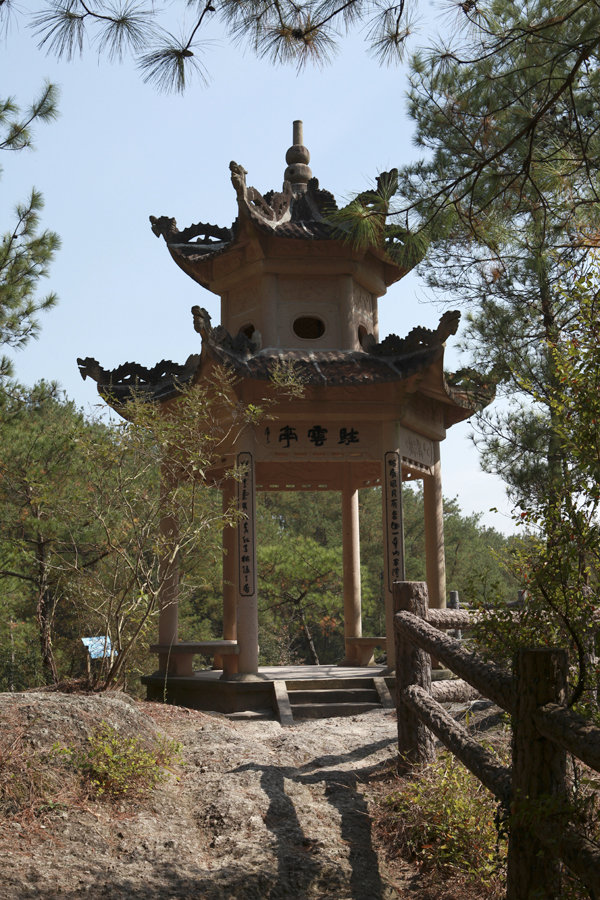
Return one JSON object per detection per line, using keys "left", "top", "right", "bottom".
{"left": 66, "top": 722, "right": 181, "bottom": 799}
{"left": 382, "top": 752, "right": 506, "bottom": 890}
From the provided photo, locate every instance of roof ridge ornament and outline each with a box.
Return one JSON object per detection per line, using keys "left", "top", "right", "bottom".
{"left": 284, "top": 120, "right": 312, "bottom": 194}
{"left": 369, "top": 311, "right": 461, "bottom": 357}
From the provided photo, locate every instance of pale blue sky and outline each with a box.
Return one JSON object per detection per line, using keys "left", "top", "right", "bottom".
{"left": 1, "top": 4, "right": 516, "bottom": 532}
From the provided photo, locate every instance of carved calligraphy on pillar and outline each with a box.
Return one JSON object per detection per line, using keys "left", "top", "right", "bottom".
{"left": 384, "top": 451, "right": 405, "bottom": 590}
{"left": 237, "top": 451, "right": 256, "bottom": 598}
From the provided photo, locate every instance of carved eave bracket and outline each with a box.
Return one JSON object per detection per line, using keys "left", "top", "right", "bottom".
{"left": 445, "top": 366, "right": 497, "bottom": 410}
{"left": 230, "top": 161, "right": 293, "bottom": 229}
{"left": 149, "top": 215, "right": 234, "bottom": 249}
{"left": 229, "top": 160, "right": 339, "bottom": 233}
{"left": 192, "top": 306, "right": 261, "bottom": 356}
{"left": 77, "top": 354, "right": 201, "bottom": 405}
{"left": 365, "top": 310, "right": 461, "bottom": 358}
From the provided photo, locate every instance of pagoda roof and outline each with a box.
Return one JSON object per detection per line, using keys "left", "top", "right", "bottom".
{"left": 78, "top": 123, "right": 494, "bottom": 426}
{"left": 77, "top": 309, "right": 493, "bottom": 426}
{"left": 149, "top": 152, "right": 419, "bottom": 291}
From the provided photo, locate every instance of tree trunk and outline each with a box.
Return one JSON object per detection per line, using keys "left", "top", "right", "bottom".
{"left": 37, "top": 587, "right": 58, "bottom": 685}
{"left": 9, "top": 620, "right": 15, "bottom": 692}
{"left": 534, "top": 233, "right": 562, "bottom": 506}
{"left": 297, "top": 605, "right": 320, "bottom": 666}
{"left": 35, "top": 534, "right": 58, "bottom": 685}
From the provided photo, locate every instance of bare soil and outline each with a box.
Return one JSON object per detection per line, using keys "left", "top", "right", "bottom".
{"left": 0, "top": 692, "right": 437, "bottom": 900}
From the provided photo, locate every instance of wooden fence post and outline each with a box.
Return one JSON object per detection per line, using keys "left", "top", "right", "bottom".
{"left": 506, "top": 648, "right": 569, "bottom": 900}
{"left": 394, "top": 581, "right": 435, "bottom": 771}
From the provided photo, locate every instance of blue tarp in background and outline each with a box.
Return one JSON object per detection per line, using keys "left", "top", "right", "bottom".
{"left": 81, "top": 636, "right": 116, "bottom": 659}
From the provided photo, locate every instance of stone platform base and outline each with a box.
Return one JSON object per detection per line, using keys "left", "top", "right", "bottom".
{"left": 141, "top": 664, "right": 396, "bottom": 721}
{"left": 142, "top": 671, "right": 277, "bottom": 714}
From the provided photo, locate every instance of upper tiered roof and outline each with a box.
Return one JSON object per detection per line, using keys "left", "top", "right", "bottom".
{"left": 78, "top": 122, "right": 492, "bottom": 424}
{"left": 148, "top": 120, "right": 413, "bottom": 295}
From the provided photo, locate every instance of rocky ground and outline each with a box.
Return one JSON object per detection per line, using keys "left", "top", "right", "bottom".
{"left": 0, "top": 692, "right": 433, "bottom": 900}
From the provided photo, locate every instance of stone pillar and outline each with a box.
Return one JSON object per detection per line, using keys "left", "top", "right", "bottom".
{"left": 423, "top": 442, "right": 446, "bottom": 608}
{"left": 157, "top": 474, "right": 179, "bottom": 674}
{"left": 235, "top": 440, "right": 260, "bottom": 676}
{"left": 220, "top": 478, "right": 238, "bottom": 678}
{"left": 342, "top": 466, "right": 362, "bottom": 664}
{"left": 371, "top": 293, "right": 379, "bottom": 343}
{"left": 341, "top": 275, "right": 356, "bottom": 350}
{"left": 262, "top": 273, "right": 279, "bottom": 348}
{"left": 382, "top": 425, "right": 405, "bottom": 667}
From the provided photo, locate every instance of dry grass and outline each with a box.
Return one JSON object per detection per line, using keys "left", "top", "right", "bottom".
{"left": 0, "top": 698, "right": 182, "bottom": 824}
{"left": 0, "top": 708, "right": 79, "bottom": 823}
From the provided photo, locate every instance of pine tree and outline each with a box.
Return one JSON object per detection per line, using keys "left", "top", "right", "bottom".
{"left": 0, "top": 83, "right": 60, "bottom": 380}
{"left": 0, "top": 382, "right": 105, "bottom": 684}
{"left": 394, "top": 0, "right": 600, "bottom": 506}
{"left": 0, "top": 373, "right": 262, "bottom": 689}
{"left": 5, "top": 0, "right": 599, "bottom": 127}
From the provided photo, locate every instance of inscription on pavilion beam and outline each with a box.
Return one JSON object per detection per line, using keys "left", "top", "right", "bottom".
{"left": 256, "top": 422, "right": 379, "bottom": 460}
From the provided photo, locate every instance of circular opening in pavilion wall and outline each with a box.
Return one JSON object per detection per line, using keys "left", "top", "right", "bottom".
{"left": 241, "top": 323, "right": 255, "bottom": 339}
{"left": 358, "top": 325, "right": 368, "bottom": 348}
{"left": 293, "top": 316, "right": 325, "bottom": 340}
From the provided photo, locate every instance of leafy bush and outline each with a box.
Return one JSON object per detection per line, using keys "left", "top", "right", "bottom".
{"left": 381, "top": 753, "right": 506, "bottom": 893}
{"left": 66, "top": 722, "right": 181, "bottom": 800}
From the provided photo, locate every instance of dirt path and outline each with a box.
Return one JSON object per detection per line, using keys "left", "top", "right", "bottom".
{"left": 0, "top": 693, "right": 424, "bottom": 899}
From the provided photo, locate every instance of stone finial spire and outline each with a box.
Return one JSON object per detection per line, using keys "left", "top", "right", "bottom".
{"left": 284, "top": 120, "right": 312, "bottom": 193}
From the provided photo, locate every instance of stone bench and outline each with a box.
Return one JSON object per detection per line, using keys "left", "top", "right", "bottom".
{"left": 345, "top": 636, "right": 387, "bottom": 666}
{"left": 150, "top": 640, "right": 239, "bottom": 676}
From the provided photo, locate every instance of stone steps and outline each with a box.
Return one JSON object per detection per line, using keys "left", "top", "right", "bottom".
{"left": 290, "top": 700, "right": 382, "bottom": 719}
{"left": 290, "top": 688, "right": 379, "bottom": 705}
{"left": 279, "top": 678, "right": 393, "bottom": 722}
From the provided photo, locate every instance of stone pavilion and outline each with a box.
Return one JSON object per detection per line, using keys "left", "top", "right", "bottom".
{"left": 78, "top": 122, "right": 488, "bottom": 713}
